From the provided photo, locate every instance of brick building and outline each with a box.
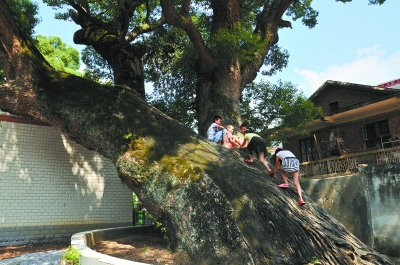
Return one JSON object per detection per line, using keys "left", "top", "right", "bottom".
{"left": 0, "top": 113, "right": 132, "bottom": 246}
{"left": 283, "top": 80, "right": 400, "bottom": 162}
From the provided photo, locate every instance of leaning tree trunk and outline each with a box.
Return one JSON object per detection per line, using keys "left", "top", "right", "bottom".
{"left": 0, "top": 2, "right": 394, "bottom": 264}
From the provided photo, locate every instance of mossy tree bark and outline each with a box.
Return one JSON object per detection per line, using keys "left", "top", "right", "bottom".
{"left": 0, "top": 2, "right": 394, "bottom": 264}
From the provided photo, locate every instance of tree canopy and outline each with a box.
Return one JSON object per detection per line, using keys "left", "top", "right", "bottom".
{"left": 81, "top": 46, "right": 114, "bottom": 84}
{"left": 34, "top": 34, "right": 81, "bottom": 75}
{"left": 240, "top": 80, "right": 322, "bottom": 145}
{"left": 5, "top": 0, "right": 40, "bottom": 36}
{"left": 38, "top": 0, "right": 385, "bottom": 136}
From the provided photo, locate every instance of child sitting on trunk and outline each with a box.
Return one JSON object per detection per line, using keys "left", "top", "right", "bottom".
{"left": 224, "top": 124, "right": 243, "bottom": 148}
{"left": 206, "top": 115, "right": 228, "bottom": 147}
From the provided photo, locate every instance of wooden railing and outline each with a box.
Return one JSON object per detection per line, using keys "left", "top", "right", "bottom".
{"left": 300, "top": 147, "right": 400, "bottom": 178}
{"left": 376, "top": 148, "right": 400, "bottom": 164}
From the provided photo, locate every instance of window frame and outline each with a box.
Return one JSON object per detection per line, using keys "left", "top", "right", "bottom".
{"left": 329, "top": 101, "right": 339, "bottom": 112}
{"left": 298, "top": 137, "right": 317, "bottom": 162}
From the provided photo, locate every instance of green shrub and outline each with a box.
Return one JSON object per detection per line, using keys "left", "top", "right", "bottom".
{"left": 60, "top": 246, "right": 81, "bottom": 265}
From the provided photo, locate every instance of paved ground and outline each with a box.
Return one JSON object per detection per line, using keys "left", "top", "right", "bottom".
{"left": 91, "top": 233, "right": 175, "bottom": 264}
{"left": 0, "top": 233, "right": 175, "bottom": 265}
{"left": 0, "top": 241, "right": 68, "bottom": 261}
{"left": 0, "top": 250, "right": 64, "bottom": 265}
{"left": 1, "top": 237, "right": 399, "bottom": 265}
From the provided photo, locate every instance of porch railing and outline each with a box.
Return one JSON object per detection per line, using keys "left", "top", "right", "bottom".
{"left": 300, "top": 147, "right": 400, "bottom": 178}
{"left": 376, "top": 148, "right": 400, "bottom": 164}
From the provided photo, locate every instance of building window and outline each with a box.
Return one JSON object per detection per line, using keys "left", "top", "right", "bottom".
{"left": 362, "top": 125, "right": 367, "bottom": 140}
{"left": 362, "top": 119, "right": 390, "bottom": 149}
{"left": 329, "top": 101, "right": 339, "bottom": 112}
{"left": 299, "top": 137, "right": 317, "bottom": 162}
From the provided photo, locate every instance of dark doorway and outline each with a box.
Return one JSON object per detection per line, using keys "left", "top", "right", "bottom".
{"left": 363, "top": 120, "right": 390, "bottom": 149}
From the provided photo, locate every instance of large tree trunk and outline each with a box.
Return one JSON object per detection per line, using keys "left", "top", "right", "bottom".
{"left": 197, "top": 58, "right": 242, "bottom": 135}
{"left": 195, "top": 0, "right": 243, "bottom": 133}
{"left": 0, "top": 2, "right": 394, "bottom": 264}
{"left": 185, "top": 0, "right": 292, "bottom": 133}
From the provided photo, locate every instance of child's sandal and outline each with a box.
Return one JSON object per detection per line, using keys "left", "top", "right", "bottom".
{"left": 278, "top": 183, "right": 289, "bottom": 189}
{"left": 244, "top": 159, "right": 253, "bottom": 165}
{"left": 298, "top": 200, "right": 306, "bottom": 206}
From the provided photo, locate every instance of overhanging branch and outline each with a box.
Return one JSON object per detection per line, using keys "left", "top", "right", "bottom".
{"left": 160, "top": 0, "right": 218, "bottom": 73}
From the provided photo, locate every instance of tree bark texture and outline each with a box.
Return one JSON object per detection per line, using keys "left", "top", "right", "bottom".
{"left": 0, "top": 2, "right": 394, "bottom": 264}
{"left": 196, "top": 59, "right": 242, "bottom": 135}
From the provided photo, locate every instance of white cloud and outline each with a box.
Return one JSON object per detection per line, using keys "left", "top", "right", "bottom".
{"left": 294, "top": 45, "right": 400, "bottom": 97}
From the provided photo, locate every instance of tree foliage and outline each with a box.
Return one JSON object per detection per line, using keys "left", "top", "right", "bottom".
{"left": 34, "top": 35, "right": 81, "bottom": 75}
{"left": 5, "top": 0, "right": 40, "bottom": 36}
{"left": 38, "top": 0, "right": 387, "bottom": 134}
{"left": 240, "top": 80, "right": 322, "bottom": 145}
{"left": 262, "top": 44, "right": 290, "bottom": 77}
{"left": 336, "top": 0, "right": 385, "bottom": 4}
{"left": 81, "top": 46, "right": 114, "bottom": 84}
{"left": 145, "top": 27, "right": 198, "bottom": 129}
{"left": 0, "top": 70, "right": 6, "bottom": 84}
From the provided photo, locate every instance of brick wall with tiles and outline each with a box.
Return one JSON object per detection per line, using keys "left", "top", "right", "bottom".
{"left": 0, "top": 114, "right": 133, "bottom": 246}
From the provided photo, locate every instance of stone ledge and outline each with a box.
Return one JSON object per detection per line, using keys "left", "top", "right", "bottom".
{"left": 71, "top": 225, "right": 155, "bottom": 265}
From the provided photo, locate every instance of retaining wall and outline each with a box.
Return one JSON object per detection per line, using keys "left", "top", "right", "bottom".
{"left": 302, "top": 163, "right": 400, "bottom": 257}
{"left": 0, "top": 114, "right": 132, "bottom": 246}
{"left": 361, "top": 164, "right": 400, "bottom": 257}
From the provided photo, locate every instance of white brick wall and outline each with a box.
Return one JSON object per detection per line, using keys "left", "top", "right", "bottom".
{"left": 0, "top": 116, "right": 132, "bottom": 245}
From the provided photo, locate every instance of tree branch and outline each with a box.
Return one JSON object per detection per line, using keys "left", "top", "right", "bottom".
{"left": 126, "top": 18, "right": 166, "bottom": 42}
{"left": 116, "top": 0, "right": 147, "bottom": 38}
{"left": 182, "top": 0, "right": 191, "bottom": 17}
{"left": 241, "top": 0, "right": 295, "bottom": 87}
{"left": 67, "top": 0, "right": 116, "bottom": 34}
{"left": 160, "top": 0, "right": 218, "bottom": 73}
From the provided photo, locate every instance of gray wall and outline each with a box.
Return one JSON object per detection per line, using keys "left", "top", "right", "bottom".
{"left": 0, "top": 116, "right": 133, "bottom": 246}
{"left": 361, "top": 164, "right": 400, "bottom": 257}
{"left": 302, "top": 163, "right": 400, "bottom": 257}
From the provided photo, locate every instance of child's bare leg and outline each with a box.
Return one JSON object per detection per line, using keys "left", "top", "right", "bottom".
{"left": 292, "top": 171, "right": 304, "bottom": 202}
{"left": 280, "top": 171, "right": 289, "bottom": 185}
{"left": 247, "top": 153, "right": 254, "bottom": 162}
{"left": 230, "top": 137, "right": 241, "bottom": 147}
{"left": 258, "top": 152, "right": 272, "bottom": 173}
{"left": 221, "top": 134, "right": 228, "bottom": 147}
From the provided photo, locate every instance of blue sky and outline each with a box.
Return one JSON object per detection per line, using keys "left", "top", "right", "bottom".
{"left": 35, "top": 1, "right": 400, "bottom": 97}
